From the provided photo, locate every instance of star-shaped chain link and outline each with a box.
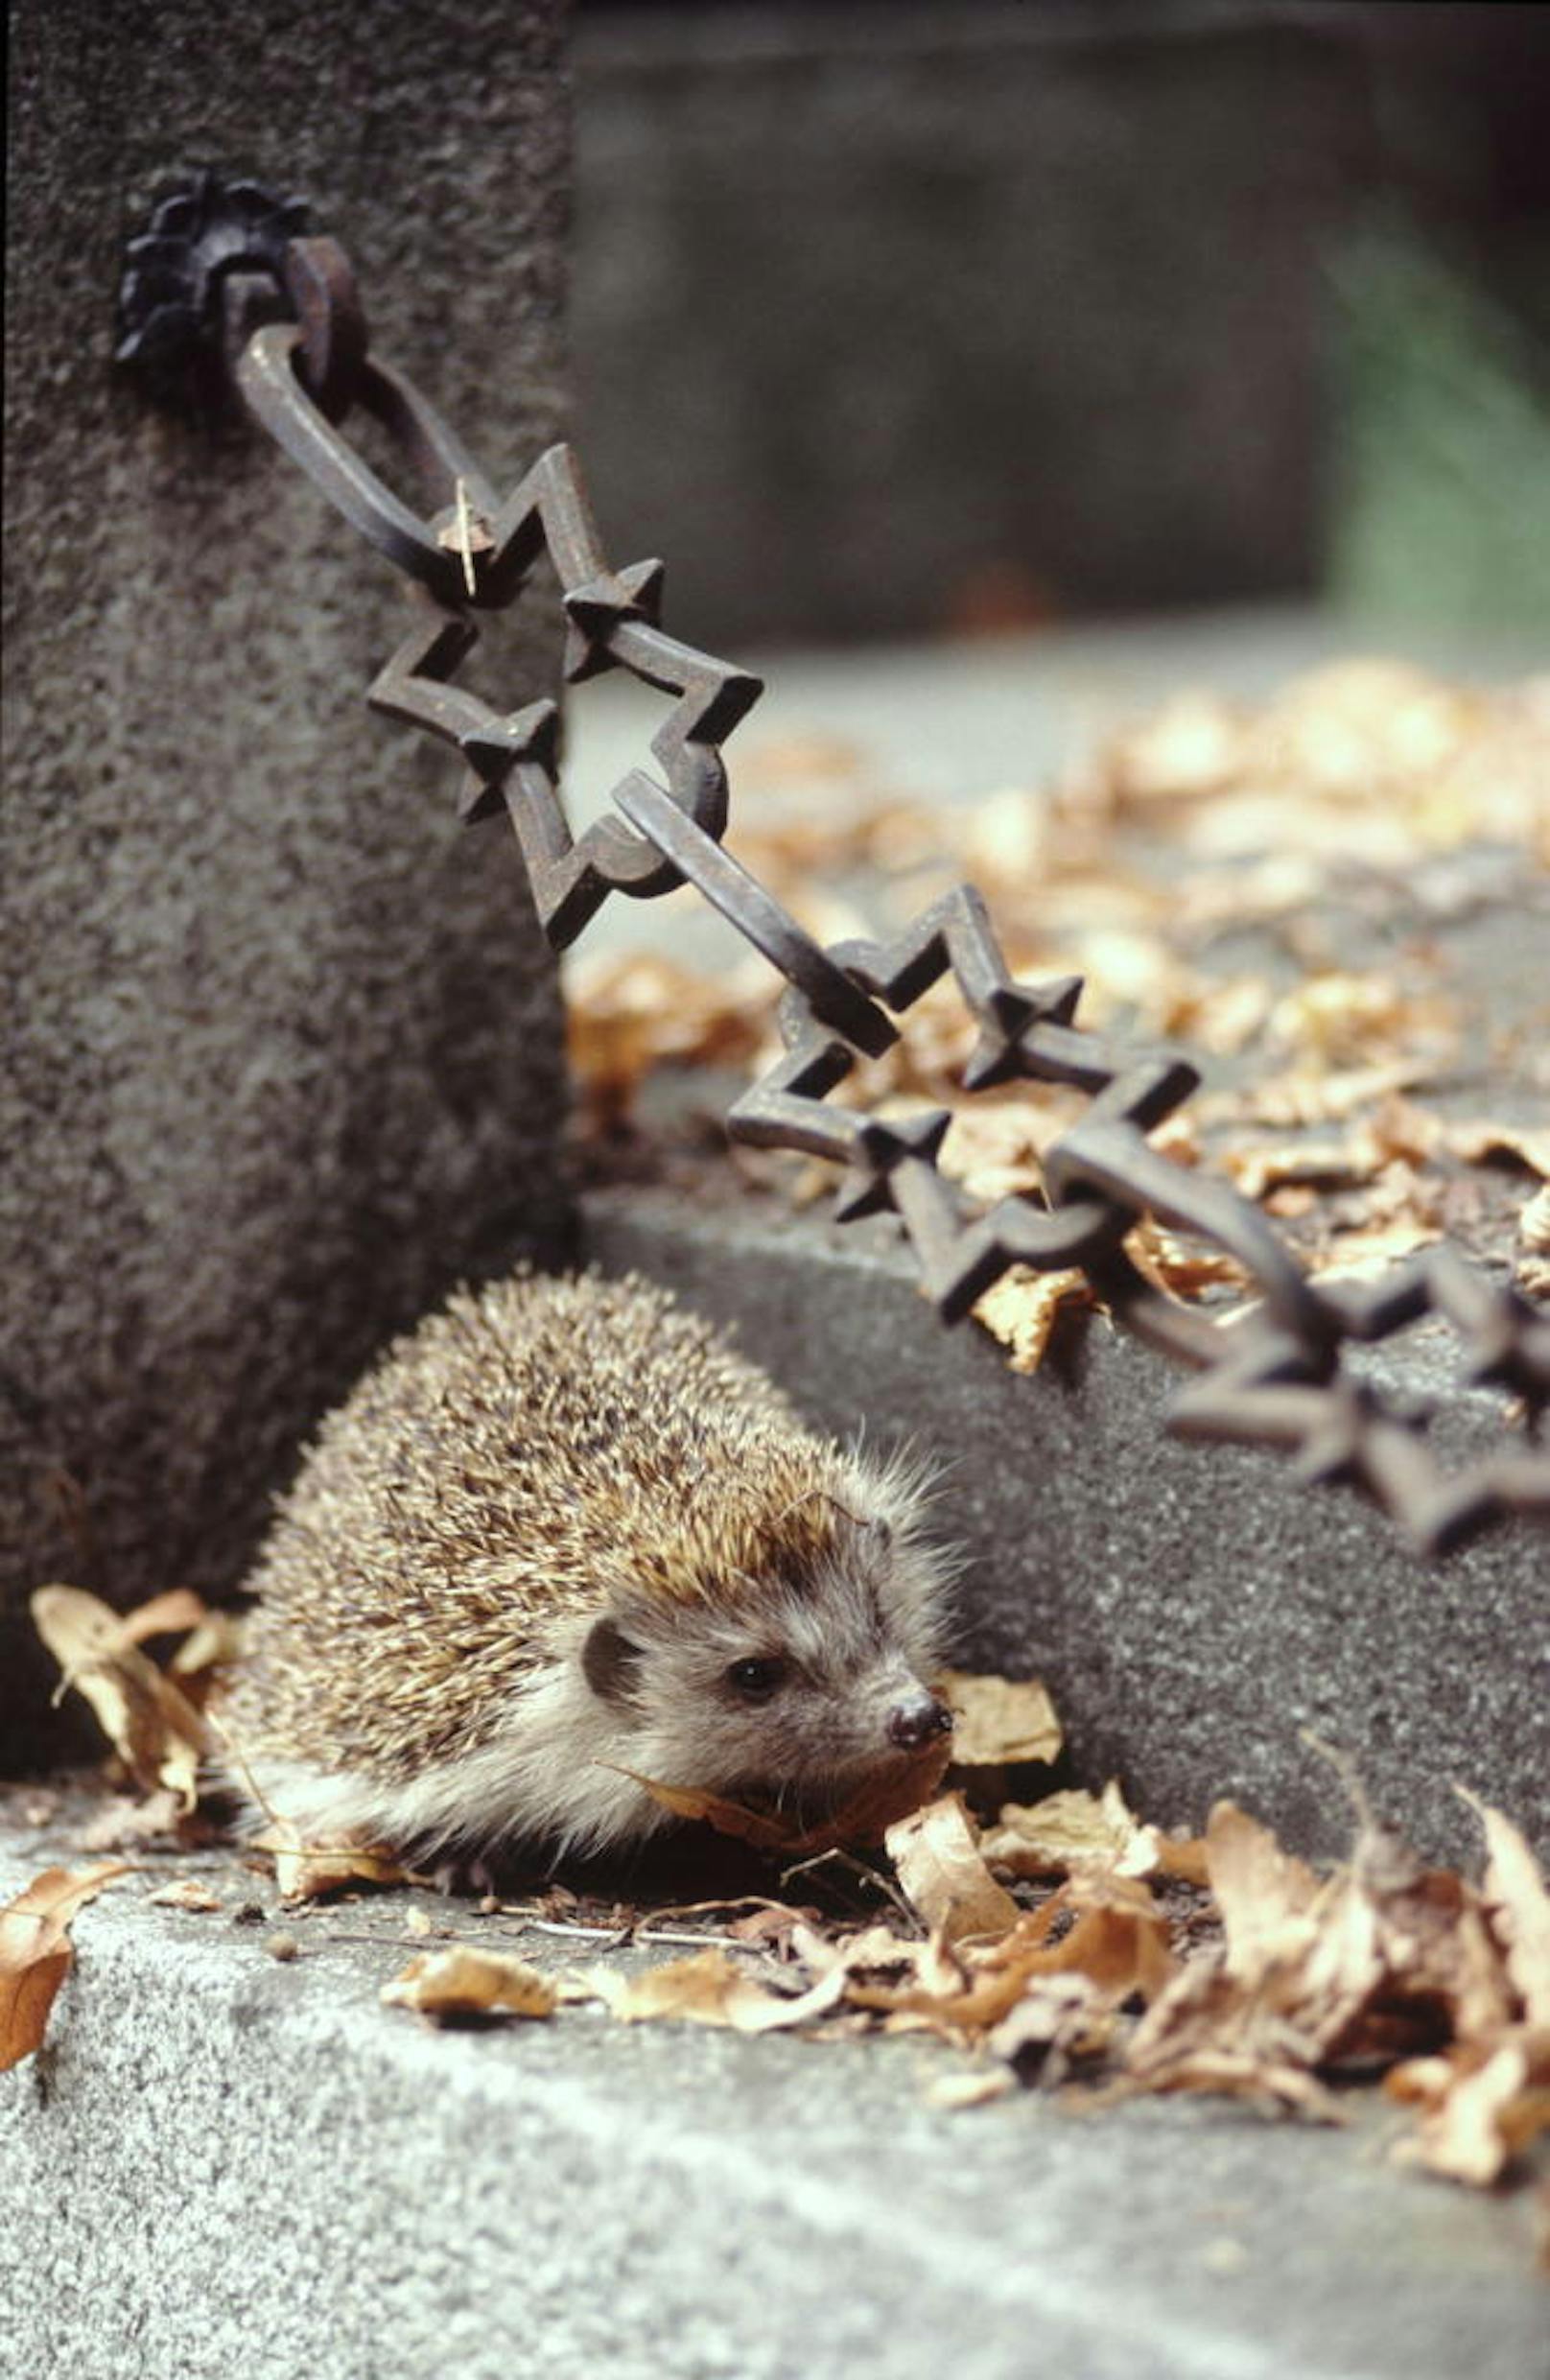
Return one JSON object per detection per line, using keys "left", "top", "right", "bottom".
{"left": 365, "top": 442, "right": 762, "bottom": 948}
{"left": 203, "top": 203, "right": 1549, "bottom": 1561}
{"left": 726, "top": 885, "right": 1550, "bottom": 1548}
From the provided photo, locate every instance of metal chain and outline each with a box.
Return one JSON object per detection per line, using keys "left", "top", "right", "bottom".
{"left": 123, "top": 199, "right": 1550, "bottom": 1558}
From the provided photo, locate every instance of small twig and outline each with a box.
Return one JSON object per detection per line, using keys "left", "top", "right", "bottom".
{"left": 513, "top": 1915, "right": 758, "bottom": 1953}
{"left": 779, "top": 1844, "right": 916, "bottom": 1926}
{"left": 454, "top": 476, "right": 478, "bottom": 600}
{"left": 520, "top": 1916, "right": 632, "bottom": 1950}
{"left": 634, "top": 1895, "right": 803, "bottom": 1927}
{"left": 201, "top": 1704, "right": 285, "bottom": 1836}
{"left": 1300, "top": 1729, "right": 1377, "bottom": 1834}
{"left": 632, "top": 1926, "right": 758, "bottom": 1951}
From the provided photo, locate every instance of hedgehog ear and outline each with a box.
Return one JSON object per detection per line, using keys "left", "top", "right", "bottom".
{"left": 832, "top": 1505, "right": 891, "bottom": 1567}
{"left": 582, "top": 1616, "right": 645, "bottom": 1708}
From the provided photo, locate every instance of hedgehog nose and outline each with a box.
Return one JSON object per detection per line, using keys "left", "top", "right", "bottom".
{"left": 887, "top": 1693, "right": 953, "bottom": 1753}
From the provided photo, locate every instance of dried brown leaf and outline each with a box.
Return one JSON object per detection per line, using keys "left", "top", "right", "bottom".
{"left": 607, "top": 1773, "right": 801, "bottom": 1852}
{"left": 885, "top": 1794, "right": 1022, "bottom": 1945}
{"left": 855, "top": 1870, "right": 1174, "bottom": 2043}
{"left": 841, "top": 1931, "right": 1031, "bottom": 2038}
{"left": 1127, "top": 1946, "right": 1350, "bottom": 2114}
{"left": 1392, "top": 2034, "right": 1550, "bottom": 2186}
{"left": 938, "top": 1100, "right": 1060, "bottom": 1199}
{"left": 1154, "top": 1832, "right": 1212, "bottom": 1887}
{"left": 1519, "top": 1182, "right": 1550, "bottom": 1258}
{"left": 1228, "top": 1062, "right": 1433, "bottom": 1132}
{"left": 583, "top": 1946, "right": 847, "bottom": 2033}
{"left": 382, "top": 1946, "right": 558, "bottom": 2021}
{"left": 1129, "top": 1787, "right": 1530, "bottom": 2129}
{"left": 114, "top": 1589, "right": 209, "bottom": 1648}
{"left": 939, "top": 1670, "right": 1063, "bottom": 1767}
{"left": 1205, "top": 1801, "right": 1322, "bottom": 1982}
{"left": 1310, "top": 1220, "right": 1444, "bottom": 1280}
{"left": 1224, "top": 1139, "right": 1376, "bottom": 1204}
{"left": 1047, "top": 1870, "right": 1178, "bottom": 2002}
{"left": 723, "top": 1902, "right": 813, "bottom": 1951}
{"left": 1461, "top": 1792, "right": 1550, "bottom": 2029}
{"left": 986, "top": 1971, "right": 1116, "bottom": 2068}
{"left": 981, "top": 1781, "right": 1161, "bottom": 1880}
{"left": 31, "top": 1584, "right": 207, "bottom": 1810}
{"left": 613, "top": 1738, "right": 952, "bottom": 1855}
{"left": 1446, "top": 1120, "right": 1550, "bottom": 1180}
{"left": 146, "top": 1877, "right": 223, "bottom": 1912}
{"left": 925, "top": 2066, "right": 1016, "bottom": 2109}
{"left": 169, "top": 1609, "right": 247, "bottom": 1683}
{"left": 1518, "top": 1256, "right": 1550, "bottom": 1303}
{"left": 1134, "top": 2042, "right": 1343, "bottom": 2121}
{"left": 253, "top": 1818, "right": 411, "bottom": 1903}
{"left": 0, "top": 1862, "right": 129, "bottom": 2069}
{"left": 787, "top": 1918, "right": 960, "bottom": 1993}
{"left": 1090, "top": 688, "right": 1249, "bottom": 808}
{"left": 1333, "top": 1802, "right": 1518, "bottom": 2055}
{"left": 1173, "top": 977, "right": 1273, "bottom": 1058}
{"left": 1128, "top": 1218, "right": 1249, "bottom": 1301}
{"left": 1124, "top": 1808, "right": 1350, "bottom": 2107}
{"left": 971, "top": 1264, "right": 1093, "bottom": 1373}
{"left": 94, "top": 1591, "right": 244, "bottom": 1729}
{"left": 792, "top": 1744, "right": 963, "bottom": 1850}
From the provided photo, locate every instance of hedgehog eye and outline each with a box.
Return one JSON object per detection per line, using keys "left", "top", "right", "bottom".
{"left": 726, "top": 1655, "right": 787, "bottom": 1702}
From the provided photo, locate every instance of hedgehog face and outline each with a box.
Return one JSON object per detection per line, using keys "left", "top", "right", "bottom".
{"left": 580, "top": 1472, "right": 956, "bottom": 1808}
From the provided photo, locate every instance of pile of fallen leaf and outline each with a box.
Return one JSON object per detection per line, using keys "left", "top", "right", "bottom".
{"left": 568, "top": 659, "right": 1550, "bottom": 1371}
{"left": 6, "top": 1589, "right": 1547, "bottom": 2250}
{"left": 375, "top": 1747, "right": 1550, "bottom": 2205}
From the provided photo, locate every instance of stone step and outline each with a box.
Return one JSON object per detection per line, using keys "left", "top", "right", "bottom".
{"left": 2, "top": 1818, "right": 1543, "bottom": 2380}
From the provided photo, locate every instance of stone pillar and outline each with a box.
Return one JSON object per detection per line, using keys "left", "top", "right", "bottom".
{"left": 3, "top": 0, "right": 573, "bottom": 1767}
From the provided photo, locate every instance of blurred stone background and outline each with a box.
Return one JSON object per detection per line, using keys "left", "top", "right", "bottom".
{"left": 570, "top": 0, "right": 1550, "bottom": 648}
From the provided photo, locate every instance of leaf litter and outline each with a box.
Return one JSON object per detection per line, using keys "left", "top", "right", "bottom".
{"left": 0, "top": 1862, "right": 130, "bottom": 2071}
{"left": 31, "top": 1584, "right": 210, "bottom": 1813}
{"left": 938, "top": 1668, "right": 1063, "bottom": 1766}
{"left": 382, "top": 1946, "right": 558, "bottom": 2022}
{"left": 570, "top": 657, "right": 1550, "bottom": 1354}
{"left": 439, "top": 1764, "right": 1547, "bottom": 2215}
{"left": 605, "top": 1733, "right": 955, "bottom": 1856}
{"left": 251, "top": 1817, "right": 412, "bottom": 1906}
{"left": 12, "top": 1554, "right": 1549, "bottom": 2245}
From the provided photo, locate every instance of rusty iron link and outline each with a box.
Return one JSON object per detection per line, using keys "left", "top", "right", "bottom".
{"left": 118, "top": 177, "right": 1550, "bottom": 1558}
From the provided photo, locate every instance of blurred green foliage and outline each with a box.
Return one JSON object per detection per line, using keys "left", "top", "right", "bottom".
{"left": 1329, "top": 220, "right": 1550, "bottom": 627}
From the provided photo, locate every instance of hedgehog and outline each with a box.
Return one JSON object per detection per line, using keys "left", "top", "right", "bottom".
{"left": 215, "top": 1269, "right": 956, "bottom": 1864}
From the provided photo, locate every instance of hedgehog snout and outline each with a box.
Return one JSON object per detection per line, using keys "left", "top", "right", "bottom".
{"left": 885, "top": 1690, "right": 953, "bottom": 1754}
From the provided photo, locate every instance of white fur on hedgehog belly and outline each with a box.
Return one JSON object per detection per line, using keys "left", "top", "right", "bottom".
{"left": 232, "top": 1663, "right": 673, "bottom": 1862}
